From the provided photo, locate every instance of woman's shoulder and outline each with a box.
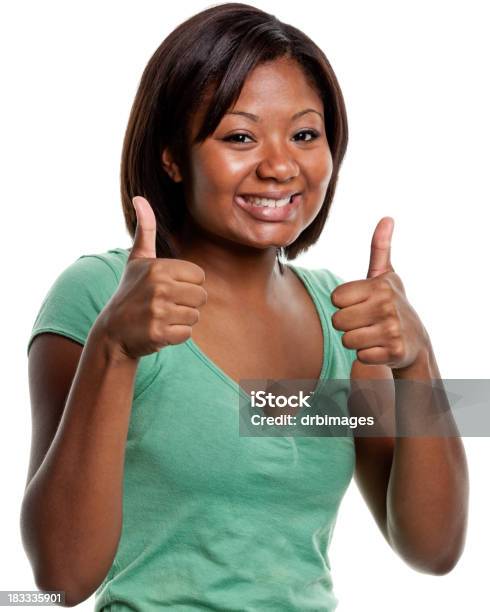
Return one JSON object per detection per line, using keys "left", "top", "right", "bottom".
{"left": 287, "top": 262, "right": 345, "bottom": 293}
{"left": 39, "top": 246, "right": 130, "bottom": 296}
{"left": 74, "top": 246, "right": 130, "bottom": 280}
{"left": 27, "top": 247, "right": 130, "bottom": 356}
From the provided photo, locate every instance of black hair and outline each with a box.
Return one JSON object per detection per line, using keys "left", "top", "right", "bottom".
{"left": 121, "top": 3, "right": 348, "bottom": 269}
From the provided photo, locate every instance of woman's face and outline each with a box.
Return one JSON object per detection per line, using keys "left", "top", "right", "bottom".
{"left": 170, "top": 57, "right": 333, "bottom": 251}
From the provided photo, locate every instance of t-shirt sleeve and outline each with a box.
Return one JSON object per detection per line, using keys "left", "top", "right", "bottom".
{"left": 27, "top": 254, "right": 120, "bottom": 356}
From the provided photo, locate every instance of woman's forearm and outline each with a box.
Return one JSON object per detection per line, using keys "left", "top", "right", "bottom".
{"left": 386, "top": 342, "right": 469, "bottom": 574}
{"left": 20, "top": 321, "right": 139, "bottom": 606}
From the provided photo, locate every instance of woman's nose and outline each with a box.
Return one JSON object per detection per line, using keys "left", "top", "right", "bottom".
{"left": 255, "top": 144, "right": 300, "bottom": 182}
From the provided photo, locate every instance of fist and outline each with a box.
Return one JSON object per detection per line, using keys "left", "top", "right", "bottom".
{"left": 99, "top": 196, "right": 207, "bottom": 360}
{"left": 331, "top": 217, "right": 428, "bottom": 369}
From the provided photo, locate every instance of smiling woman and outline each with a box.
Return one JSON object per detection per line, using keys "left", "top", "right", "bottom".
{"left": 21, "top": 2, "right": 468, "bottom": 611}
{"left": 119, "top": 3, "right": 348, "bottom": 267}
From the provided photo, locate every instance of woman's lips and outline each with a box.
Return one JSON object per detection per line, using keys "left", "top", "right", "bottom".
{"left": 234, "top": 194, "right": 302, "bottom": 222}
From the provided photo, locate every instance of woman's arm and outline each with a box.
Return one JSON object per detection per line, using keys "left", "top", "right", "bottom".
{"left": 351, "top": 346, "right": 469, "bottom": 575}
{"left": 333, "top": 216, "right": 468, "bottom": 573}
{"left": 21, "top": 323, "right": 139, "bottom": 607}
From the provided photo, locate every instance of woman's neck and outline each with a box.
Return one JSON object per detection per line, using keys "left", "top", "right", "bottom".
{"left": 172, "top": 225, "right": 285, "bottom": 307}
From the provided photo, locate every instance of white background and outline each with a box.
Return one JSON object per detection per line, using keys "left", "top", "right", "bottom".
{"left": 2, "top": 0, "right": 489, "bottom": 610}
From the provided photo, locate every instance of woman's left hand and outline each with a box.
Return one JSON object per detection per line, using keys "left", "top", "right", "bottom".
{"left": 330, "top": 217, "right": 429, "bottom": 370}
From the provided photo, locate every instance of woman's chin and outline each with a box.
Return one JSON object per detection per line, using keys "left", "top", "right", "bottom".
{"left": 235, "top": 235, "right": 295, "bottom": 251}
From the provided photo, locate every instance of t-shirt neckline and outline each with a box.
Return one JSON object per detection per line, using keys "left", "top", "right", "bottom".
{"left": 184, "top": 263, "right": 332, "bottom": 406}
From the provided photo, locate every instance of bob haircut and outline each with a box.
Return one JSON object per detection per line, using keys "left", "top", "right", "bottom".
{"left": 121, "top": 2, "right": 348, "bottom": 268}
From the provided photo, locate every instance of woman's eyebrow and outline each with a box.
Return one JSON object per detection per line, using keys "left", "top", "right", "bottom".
{"left": 225, "top": 108, "right": 324, "bottom": 122}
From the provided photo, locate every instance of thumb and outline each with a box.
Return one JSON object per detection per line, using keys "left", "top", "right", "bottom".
{"left": 128, "top": 196, "right": 157, "bottom": 261}
{"left": 367, "top": 216, "right": 395, "bottom": 278}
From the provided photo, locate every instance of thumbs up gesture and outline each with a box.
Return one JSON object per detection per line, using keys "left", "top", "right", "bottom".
{"left": 330, "top": 217, "right": 428, "bottom": 370}
{"left": 98, "top": 196, "right": 208, "bottom": 360}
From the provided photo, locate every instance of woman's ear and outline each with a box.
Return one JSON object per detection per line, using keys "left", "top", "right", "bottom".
{"left": 161, "top": 148, "right": 183, "bottom": 183}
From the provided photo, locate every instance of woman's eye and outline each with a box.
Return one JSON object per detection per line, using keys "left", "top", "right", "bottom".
{"left": 223, "top": 130, "right": 320, "bottom": 144}
{"left": 223, "top": 133, "right": 253, "bottom": 144}
{"left": 294, "top": 129, "right": 320, "bottom": 142}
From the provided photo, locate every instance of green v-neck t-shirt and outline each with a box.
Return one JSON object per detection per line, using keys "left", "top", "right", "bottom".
{"left": 27, "top": 247, "right": 357, "bottom": 611}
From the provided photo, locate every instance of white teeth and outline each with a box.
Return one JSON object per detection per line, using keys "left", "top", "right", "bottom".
{"left": 243, "top": 195, "right": 292, "bottom": 208}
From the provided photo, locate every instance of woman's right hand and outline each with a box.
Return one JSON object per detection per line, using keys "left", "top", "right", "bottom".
{"left": 98, "top": 196, "right": 207, "bottom": 360}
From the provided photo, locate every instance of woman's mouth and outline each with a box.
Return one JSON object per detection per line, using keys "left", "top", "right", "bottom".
{"left": 234, "top": 193, "right": 302, "bottom": 221}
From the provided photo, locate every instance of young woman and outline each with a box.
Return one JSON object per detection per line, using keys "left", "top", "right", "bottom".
{"left": 21, "top": 3, "right": 468, "bottom": 610}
